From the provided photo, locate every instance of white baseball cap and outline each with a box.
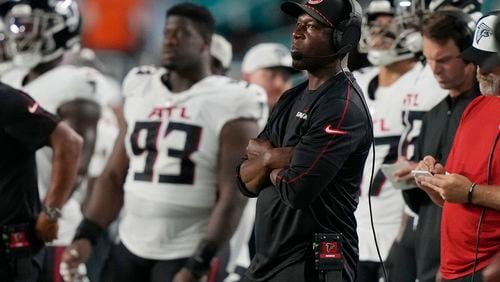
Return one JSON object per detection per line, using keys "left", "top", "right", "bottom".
{"left": 210, "top": 34, "right": 232, "bottom": 69}
{"left": 242, "top": 43, "right": 298, "bottom": 74}
{"left": 461, "top": 11, "right": 500, "bottom": 71}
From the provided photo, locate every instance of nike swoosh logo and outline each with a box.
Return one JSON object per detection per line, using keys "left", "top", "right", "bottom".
{"left": 324, "top": 124, "right": 347, "bottom": 135}
{"left": 28, "top": 102, "right": 39, "bottom": 113}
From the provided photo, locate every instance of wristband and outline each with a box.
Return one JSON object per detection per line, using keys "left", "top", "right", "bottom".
{"left": 467, "top": 183, "right": 477, "bottom": 204}
{"left": 73, "top": 218, "right": 104, "bottom": 246}
{"left": 184, "top": 240, "right": 218, "bottom": 279}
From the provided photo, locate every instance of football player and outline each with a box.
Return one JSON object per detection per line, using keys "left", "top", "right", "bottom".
{"left": 62, "top": 3, "right": 266, "bottom": 282}
{"left": 353, "top": 1, "right": 430, "bottom": 280}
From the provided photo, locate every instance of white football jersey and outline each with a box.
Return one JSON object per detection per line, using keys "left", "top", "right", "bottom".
{"left": 2, "top": 65, "right": 109, "bottom": 245}
{"left": 353, "top": 63, "right": 434, "bottom": 261}
{"left": 399, "top": 63, "right": 447, "bottom": 220}
{"left": 398, "top": 63, "right": 447, "bottom": 159}
{"left": 119, "top": 66, "right": 267, "bottom": 260}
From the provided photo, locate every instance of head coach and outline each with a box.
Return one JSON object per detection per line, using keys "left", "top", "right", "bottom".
{"left": 236, "top": 0, "right": 373, "bottom": 281}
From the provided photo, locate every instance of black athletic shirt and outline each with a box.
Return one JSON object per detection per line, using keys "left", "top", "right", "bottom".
{"left": 238, "top": 72, "right": 372, "bottom": 282}
{"left": 0, "top": 82, "right": 59, "bottom": 227}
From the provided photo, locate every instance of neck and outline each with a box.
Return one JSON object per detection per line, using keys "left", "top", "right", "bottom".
{"left": 25, "top": 57, "right": 63, "bottom": 85}
{"left": 379, "top": 59, "right": 416, "bottom": 87}
{"left": 164, "top": 61, "right": 211, "bottom": 93}
{"left": 307, "top": 59, "right": 343, "bottom": 90}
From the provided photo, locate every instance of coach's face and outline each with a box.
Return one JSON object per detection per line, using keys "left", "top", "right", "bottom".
{"left": 162, "top": 15, "right": 207, "bottom": 70}
{"left": 290, "top": 13, "right": 335, "bottom": 70}
{"left": 423, "top": 36, "right": 474, "bottom": 92}
{"left": 477, "top": 65, "right": 500, "bottom": 96}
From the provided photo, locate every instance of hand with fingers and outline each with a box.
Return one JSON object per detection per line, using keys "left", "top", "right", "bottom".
{"left": 417, "top": 173, "right": 472, "bottom": 204}
{"left": 172, "top": 268, "right": 197, "bottom": 282}
{"left": 393, "top": 160, "right": 417, "bottom": 182}
{"left": 414, "top": 155, "right": 446, "bottom": 207}
{"left": 60, "top": 239, "right": 92, "bottom": 282}
{"left": 416, "top": 156, "right": 445, "bottom": 175}
{"left": 35, "top": 213, "right": 59, "bottom": 242}
{"left": 246, "top": 138, "right": 273, "bottom": 160}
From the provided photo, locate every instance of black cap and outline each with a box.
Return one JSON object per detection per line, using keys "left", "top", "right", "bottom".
{"left": 281, "top": 0, "right": 348, "bottom": 27}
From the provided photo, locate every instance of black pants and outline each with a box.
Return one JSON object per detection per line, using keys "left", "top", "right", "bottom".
{"left": 240, "top": 260, "right": 320, "bottom": 282}
{"left": 355, "top": 261, "right": 382, "bottom": 282}
{"left": 385, "top": 216, "right": 417, "bottom": 282}
{"left": 102, "top": 242, "right": 187, "bottom": 282}
{"left": 0, "top": 254, "right": 41, "bottom": 282}
{"left": 415, "top": 203, "right": 442, "bottom": 282}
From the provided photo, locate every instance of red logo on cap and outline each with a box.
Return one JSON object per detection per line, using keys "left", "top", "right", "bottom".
{"left": 308, "top": 0, "right": 324, "bottom": 4}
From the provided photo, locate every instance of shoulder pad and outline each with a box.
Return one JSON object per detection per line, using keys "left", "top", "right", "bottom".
{"left": 122, "top": 66, "right": 162, "bottom": 98}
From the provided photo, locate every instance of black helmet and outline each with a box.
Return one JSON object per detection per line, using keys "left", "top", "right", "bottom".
{"left": 2, "top": 0, "right": 81, "bottom": 67}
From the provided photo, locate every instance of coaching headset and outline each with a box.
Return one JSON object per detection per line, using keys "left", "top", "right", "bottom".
{"left": 430, "top": 9, "right": 476, "bottom": 52}
{"left": 281, "top": 0, "right": 363, "bottom": 57}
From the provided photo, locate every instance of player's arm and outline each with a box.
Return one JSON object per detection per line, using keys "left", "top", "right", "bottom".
{"left": 57, "top": 98, "right": 101, "bottom": 184}
{"left": 84, "top": 122, "right": 129, "bottom": 227}
{"left": 60, "top": 123, "right": 129, "bottom": 269}
{"left": 177, "top": 119, "right": 260, "bottom": 281}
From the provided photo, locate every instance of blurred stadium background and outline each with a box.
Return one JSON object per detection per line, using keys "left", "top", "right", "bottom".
{"left": 79, "top": 0, "right": 500, "bottom": 80}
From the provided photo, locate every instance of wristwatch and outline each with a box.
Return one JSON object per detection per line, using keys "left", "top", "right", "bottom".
{"left": 42, "top": 205, "right": 62, "bottom": 221}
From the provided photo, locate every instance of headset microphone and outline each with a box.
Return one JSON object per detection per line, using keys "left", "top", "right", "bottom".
{"left": 292, "top": 45, "right": 352, "bottom": 60}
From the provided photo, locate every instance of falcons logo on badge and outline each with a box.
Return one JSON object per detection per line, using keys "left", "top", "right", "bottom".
{"left": 475, "top": 22, "right": 492, "bottom": 44}
{"left": 325, "top": 243, "right": 336, "bottom": 253}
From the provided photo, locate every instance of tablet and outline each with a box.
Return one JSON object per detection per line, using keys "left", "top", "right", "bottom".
{"left": 380, "top": 162, "right": 418, "bottom": 191}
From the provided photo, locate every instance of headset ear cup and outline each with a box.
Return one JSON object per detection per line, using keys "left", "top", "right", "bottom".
{"left": 331, "top": 0, "right": 362, "bottom": 55}
{"left": 334, "top": 19, "right": 361, "bottom": 55}
{"left": 343, "top": 23, "right": 361, "bottom": 52}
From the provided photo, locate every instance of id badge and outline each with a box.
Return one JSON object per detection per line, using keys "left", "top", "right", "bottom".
{"left": 2, "top": 223, "right": 33, "bottom": 257}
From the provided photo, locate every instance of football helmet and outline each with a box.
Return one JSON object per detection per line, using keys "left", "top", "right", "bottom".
{"left": 0, "top": 1, "right": 15, "bottom": 69}
{"left": 2, "top": 0, "right": 81, "bottom": 68}
{"left": 429, "top": 0, "right": 482, "bottom": 20}
{"left": 0, "top": 17, "right": 13, "bottom": 73}
{"left": 359, "top": 0, "right": 416, "bottom": 66}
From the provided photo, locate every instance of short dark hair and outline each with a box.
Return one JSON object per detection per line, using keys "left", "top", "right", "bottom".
{"left": 421, "top": 10, "right": 473, "bottom": 52}
{"left": 166, "top": 3, "right": 215, "bottom": 42}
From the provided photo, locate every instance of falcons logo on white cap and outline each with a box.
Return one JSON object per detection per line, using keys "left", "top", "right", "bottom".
{"left": 475, "top": 22, "right": 492, "bottom": 44}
